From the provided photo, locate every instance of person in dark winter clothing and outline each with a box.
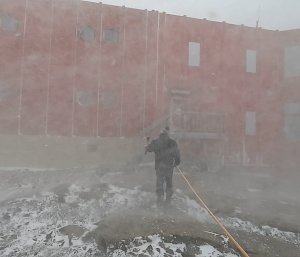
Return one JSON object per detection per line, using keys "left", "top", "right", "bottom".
{"left": 145, "top": 127, "right": 180, "bottom": 206}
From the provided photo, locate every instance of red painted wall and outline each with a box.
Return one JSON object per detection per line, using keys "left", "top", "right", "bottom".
{"left": 0, "top": 0, "right": 26, "bottom": 134}
{"left": 47, "top": 0, "right": 76, "bottom": 136}
{"left": 1, "top": 0, "right": 300, "bottom": 167}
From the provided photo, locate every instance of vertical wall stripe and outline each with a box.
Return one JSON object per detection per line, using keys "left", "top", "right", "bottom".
{"left": 119, "top": 6, "right": 126, "bottom": 137}
{"left": 71, "top": 0, "right": 79, "bottom": 136}
{"left": 18, "top": 0, "right": 28, "bottom": 135}
{"left": 155, "top": 12, "right": 160, "bottom": 106}
{"left": 142, "top": 10, "right": 149, "bottom": 134}
{"left": 183, "top": 15, "right": 187, "bottom": 79}
{"left": 45, "top": 0, "right": 54, "bottom": 136}
{"left": 162, "top": 13, "right": 167, "bottom": 116}
{"left": 96, "top": 3, "right": 103, "bottom": 137}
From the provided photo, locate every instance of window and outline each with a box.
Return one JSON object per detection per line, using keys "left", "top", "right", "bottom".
{"left": 0, "top": 80, "right": 12, "bottom": 102}
{"left": 76, "top": 90, "right": 97, "bottom": 106}
{"left": 284, "top": 103, "right": 300, "bottom": 140}
{"left": 188, "top": 42, "right": 200, "bottom": 67}
{"left": 78, "top": 26, "right": 96, "bottom": 42}
{"left": 246, "top": 49, "right": 256, "bottom": 73}
{"left": 100, "top": 91, "right": 118, "bottom": 109}
{"left": 284, "top": 46, "right": 300, "bottom": 78}
{"left": 245, "top": 112, "right": 256, "bottom": 136}
{"left": 103, "top": 29, "right": 119, "bottom": 43}
{"left": 0, "top": 14, "right": 19, "bottom": 32}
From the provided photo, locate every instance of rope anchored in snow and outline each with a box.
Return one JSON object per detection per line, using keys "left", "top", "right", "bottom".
{"left": 176, "top": 166, "right": 250, "bottom": 257}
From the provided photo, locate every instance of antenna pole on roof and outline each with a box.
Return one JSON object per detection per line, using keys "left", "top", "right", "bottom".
{"left": 256, "top": 5, "right": 261, "bottom": 28}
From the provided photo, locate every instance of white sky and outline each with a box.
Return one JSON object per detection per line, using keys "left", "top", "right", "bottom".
{"left": 84, "top": 0, "right": 300, "bottom": 31}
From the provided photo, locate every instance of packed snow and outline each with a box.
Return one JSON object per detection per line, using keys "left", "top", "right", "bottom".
{"left": 0, "top": 170, "right": 299, "bottom": 256}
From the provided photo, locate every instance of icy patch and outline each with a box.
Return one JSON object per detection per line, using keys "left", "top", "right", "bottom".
{"left": 0, "top": 189, "right": 101, "bottom": 256}
{"left": 64, "top": 184, "right": 90, "bottom": 204}
{"left": 109, "top": 234, "right": 239, "bottom": 257}
{"left": 197, "top": 244, "right": 238, "bottom": 257}
{"left": 99, "top": 184, "right": 155, "bottom": 214}
{"left": 174, "top": 190, "right": 300, "bottom": 245}
{"left": 220, "top": 217, "right": 300, "bottom": 245}
{"left": 174, "top": 189, "right": 211, "bottom": 223}
{"left": 1, "top": 180, "right": 299, "bottom": 256}
{"left": 0, "top": 184, "right": 157, "bottom": 257}
{"left": 110, "top": 235, "right": 176, "bottom": 257}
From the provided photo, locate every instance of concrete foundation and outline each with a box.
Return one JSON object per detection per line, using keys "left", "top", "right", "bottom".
{"left": 0, "top": 135, "right": 144, "bottom": 170}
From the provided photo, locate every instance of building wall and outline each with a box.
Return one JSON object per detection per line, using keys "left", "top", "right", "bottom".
{"left": 1, "top": 0, "right": 300, "bottom": 168}
{"left": 0, "top": 134, "right": 144, "bottom": 170}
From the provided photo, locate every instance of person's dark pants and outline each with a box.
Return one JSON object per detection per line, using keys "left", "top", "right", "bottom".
{"left": 156, "top": 166, "right": 174, "bottom": 204}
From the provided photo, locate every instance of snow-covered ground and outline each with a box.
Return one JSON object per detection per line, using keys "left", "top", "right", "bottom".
{"left": 0, "top": 169, "right": 299, "bottom": 256}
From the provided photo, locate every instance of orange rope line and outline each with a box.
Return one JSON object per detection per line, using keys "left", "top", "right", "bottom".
{"left": 176, "top": 166, "right": 250, "bottom": 257}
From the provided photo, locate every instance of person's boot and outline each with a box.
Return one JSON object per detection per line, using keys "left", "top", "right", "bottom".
{"left": 156, "top": 195, "right": 164, "bottom": 208}
{"left": 165, "top": 194, "right": 172, "bottom": 207}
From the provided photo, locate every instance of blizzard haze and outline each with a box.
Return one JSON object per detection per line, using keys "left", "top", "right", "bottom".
{"left": 85, "top": 0, "right": 300, "bottom": 30}
{"left": 1, "top": 0, "right": 300, "bottom": 256}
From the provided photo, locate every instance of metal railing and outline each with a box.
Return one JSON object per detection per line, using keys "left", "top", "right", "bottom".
{"left": 171, "top": 111, "right": 227, "bottom": 135}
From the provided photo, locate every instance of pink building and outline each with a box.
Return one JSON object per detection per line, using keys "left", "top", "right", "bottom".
{"left": 1, "top": 0, "right": 300, "bottom": 169}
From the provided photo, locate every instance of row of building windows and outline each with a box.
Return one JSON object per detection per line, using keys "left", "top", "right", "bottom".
{"left": 79, "top": 26, "right": 119, "bottom": 43}
{"left": 188, "top": 42, "right": 300, "bottom": 77}
{"left": 0, "top": 13, "right": 119, "bottom": 44}
{"left": 2, "top": 12, "right": 299, "bottom": 78}
{"left": 188, "top": 41, "right": 257, "bottom": 74}
{"left": 246, "top": 105, "right": 300, "bottom": 140}
{"left": 78, "top": 27, "right": 259, "bottom": 75}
